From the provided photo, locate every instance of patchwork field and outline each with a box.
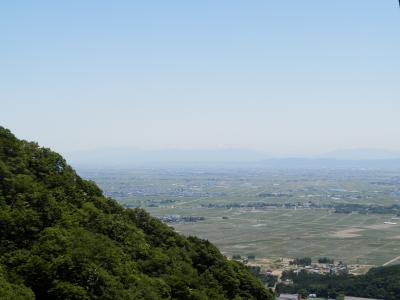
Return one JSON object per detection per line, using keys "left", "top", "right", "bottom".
{"left": 81, "top": 167, "right": 400, "bottom": 266}
{"left": 148, "top": 207, "right": 400, "bottom": 266}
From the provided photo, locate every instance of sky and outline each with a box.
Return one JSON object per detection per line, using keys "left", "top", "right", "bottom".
{"left": 1, "top": 1, "right": 400, "bottom": 157}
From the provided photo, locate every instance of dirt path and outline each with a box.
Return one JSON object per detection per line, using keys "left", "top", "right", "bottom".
{"left": 382, "top": 255, "right": 400, "bottom": 266}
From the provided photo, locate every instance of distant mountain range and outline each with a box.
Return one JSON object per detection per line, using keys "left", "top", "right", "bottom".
{"left": 64, "top": 148, "right": 400, "bottom": 169}
{"left": 318, "top": 148, "right": 400, "bottom": 160}
{"left": 257, "top": 158, "right": 400, "bottom": 169}
{"left": 64, "top": 149, "right": 271, "bottom": 167}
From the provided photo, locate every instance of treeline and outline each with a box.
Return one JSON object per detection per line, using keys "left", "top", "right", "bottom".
{"left": 318, "top": 257, "right": 334, "bottom": 264}
{"left": 333, "top": 203, "right": 400, "bottom": 215}
{"left": 0, "top": 127, "right": 273, "bottom": 300}
{"left": 247, "top": 266, "right": 278, "bottom": 288}
{"left": 290, "top": 257, "right": 312, "bottom": 267}
{"left": 277, "top": 265, "right": 400, "bottom": 300}
{"left": 201, "top": 202, "right": 279, "bottom": 209}
{"left": 203, "top": 201, "right": 400, "bottom": 216}
{"left": 258, "top": 192, "right": 292, "bottom": 198}
{"left": 290, "top": 257, "right": 335, "bottom": 266}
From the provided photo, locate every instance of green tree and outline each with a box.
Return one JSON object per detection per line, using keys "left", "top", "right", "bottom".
{"left": 0, "top": 127, "right": 274, "bottom": 300}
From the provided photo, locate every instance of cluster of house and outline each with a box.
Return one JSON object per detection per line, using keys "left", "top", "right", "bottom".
{"left": 278, "top": 295, "right": 380, "bottom": 300}
{"left": 291, "top": 263, "right": 348, "bottom": 276}
{"left": 159, "top": 214, "right": 205, "bottom": 223}
{"left": 277, "top": 294, "right": 326, "bottom": 300}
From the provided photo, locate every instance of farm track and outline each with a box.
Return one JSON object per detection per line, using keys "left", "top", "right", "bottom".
{"left": 382, "top": 255, "right": 400, "bottom": 266}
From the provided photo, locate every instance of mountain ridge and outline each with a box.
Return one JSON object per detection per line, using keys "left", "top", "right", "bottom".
{"left": 65, "top": 148, "right": 400, "bottom": 169}
{"left": 0, "top": 126, "right": 273, "bottom": 300}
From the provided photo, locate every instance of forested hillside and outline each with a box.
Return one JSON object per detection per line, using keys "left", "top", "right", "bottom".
{"left": 0, "top": 127, "right": 273, "bottom": 300}
{"left": 277, "top": 264, "right": 400, "bottom": 299}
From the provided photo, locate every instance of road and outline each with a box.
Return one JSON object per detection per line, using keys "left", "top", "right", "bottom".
{"left": 382, "top": 255, "right": 400, "bottom": 266}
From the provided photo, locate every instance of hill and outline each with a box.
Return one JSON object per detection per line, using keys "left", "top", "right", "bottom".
{"left": 65, "top": 149, "right": 271, "bottom": 168}
{"left": 66, "top": 149, "right": 400, "bottom": 170}
{"left": 0, "top": 127, "right": 273, "bottom": 300}
{"left": 277, "top": 264, "right": 400, "bottom": 299}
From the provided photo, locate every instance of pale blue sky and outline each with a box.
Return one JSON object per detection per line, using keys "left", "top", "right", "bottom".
{"left": 1, "top": 1, "right": 399, "bottom": 156}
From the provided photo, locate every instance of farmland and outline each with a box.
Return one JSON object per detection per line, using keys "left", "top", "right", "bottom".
{"left": 80, "top": 166, "right": 400, "bottom": 266}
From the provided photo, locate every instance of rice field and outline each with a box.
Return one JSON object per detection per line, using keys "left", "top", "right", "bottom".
{"left": 151, "top": 207, "right": 400, "bottom": 266}
{"left": 84, "top": 167, "right": 400, "bottom": 266}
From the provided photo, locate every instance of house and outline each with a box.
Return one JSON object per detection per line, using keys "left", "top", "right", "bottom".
{"left": 344, "top": 297, "right": 381, "bottom": 300}
{"left": 277, "top": 294, "right": 299, "bottom": 300}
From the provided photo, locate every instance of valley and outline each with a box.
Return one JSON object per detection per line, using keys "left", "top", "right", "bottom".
{"left": 81, "top": 166, "right": 400, "bottom": 267}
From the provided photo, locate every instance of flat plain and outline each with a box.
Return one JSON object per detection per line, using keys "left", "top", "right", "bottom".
{"left": 168, "top": 208, "right": 400, "bottom": 265}
{"left": 80, "top": 166, "right": 400, "bottom": 266}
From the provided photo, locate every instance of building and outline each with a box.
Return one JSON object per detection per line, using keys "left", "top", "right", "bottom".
{"left": 277, "top": 294, "right": 299, "bottom": 300}
{"left": 345, "top": 297, "right": 381, "bottom": 300}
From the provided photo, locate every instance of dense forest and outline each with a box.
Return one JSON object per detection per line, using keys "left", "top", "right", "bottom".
{"left": 276, "top": 265, "right": 400, "bottom": 299}
{"left": 0, "top": 127, "right": 274, "bottom": 300}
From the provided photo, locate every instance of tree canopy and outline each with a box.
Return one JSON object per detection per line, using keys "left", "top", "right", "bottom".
{"left": 0, "top": 127, "right": 274, "bottom": 300}
{"left": 277, "top": 265, "right": 400, "bottom": 299}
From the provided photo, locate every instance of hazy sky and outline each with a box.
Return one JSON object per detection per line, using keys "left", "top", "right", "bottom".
{"left": 1, "top": 1, "right": 399, "bottom": 156}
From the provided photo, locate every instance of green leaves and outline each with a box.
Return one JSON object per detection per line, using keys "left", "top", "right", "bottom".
{"left": 277, "top": 265, "right": 400, "bottom": 299}
{"left": 0, "top": 126, "right": 274, "bottom": 300}
{"left": 0, "top": 265, "right": 35, "bottom": 300}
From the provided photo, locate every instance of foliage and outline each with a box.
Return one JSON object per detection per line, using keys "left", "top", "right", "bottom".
{"left": 0, "top": 127, "right": 274, "bottom": 300}
{"left": 247, "top": 266, "right": 277, "bottom": 288}
{"left": 290, "top": 257, "right": 312, "bottom": 267}
{"left": 318, "top": 257, "right": 334, "bottom": 264}
{"left": 276, "top": 265, "right": 400, "bottom": 300}
{"left": 0, "top": 266, "right": 35, "bottom": 300}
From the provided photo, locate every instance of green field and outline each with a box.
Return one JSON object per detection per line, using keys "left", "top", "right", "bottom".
{"left": 148, "top": 207, "right": 400, "bottom": 266}
{"left": 81, "top": 167, "right": 400, "bottom": 266}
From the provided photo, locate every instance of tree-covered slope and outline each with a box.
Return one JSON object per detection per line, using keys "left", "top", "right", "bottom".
{"left": 0, "top": 127, "right": 274, "bottom": 300}
{"left": 276, "top": 264, "right": 400, "bottom": 299}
